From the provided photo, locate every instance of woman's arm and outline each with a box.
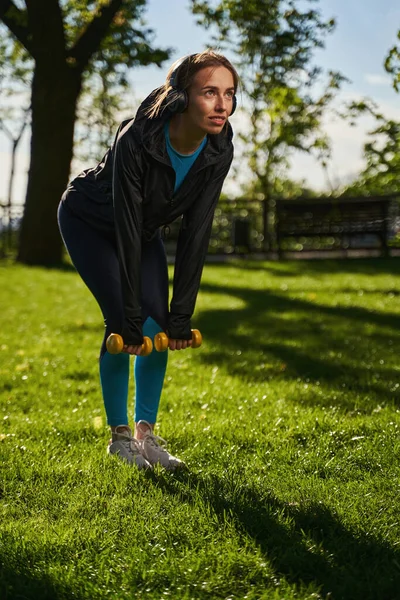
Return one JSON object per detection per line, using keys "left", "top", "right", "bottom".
{"left": 168, "top": 153, "right": 233, "bottom": 339}
{"left": 113, "top": 127, "right": 144, "bottom": 346}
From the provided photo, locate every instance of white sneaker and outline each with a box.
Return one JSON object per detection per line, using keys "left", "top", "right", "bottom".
{"left": 137, "top": 420, "right": 185, "bottom": 471}
{"left": 107, "top": 425, "right": 152, "bottom": 470}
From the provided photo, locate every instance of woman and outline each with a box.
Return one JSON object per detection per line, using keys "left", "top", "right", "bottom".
{"left": 58, "top": 50, "right": 238, "bottom": 470}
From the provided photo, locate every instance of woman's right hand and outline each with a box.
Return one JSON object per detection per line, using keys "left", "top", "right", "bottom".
{"left": 122, "top": 344, "right": 143, "bottom": 356}
{"left": 168, "top": 338, "right": 193, "bottom": 351}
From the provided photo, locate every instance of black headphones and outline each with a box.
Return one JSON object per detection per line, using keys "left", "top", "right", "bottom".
{"left": 167, "top": 54, "right": 237, "bottom": 116}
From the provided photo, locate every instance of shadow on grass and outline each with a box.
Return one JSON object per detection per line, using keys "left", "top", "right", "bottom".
{"left": 0, "top": 257, "right": 77, "bottom": 272}
{"left": 157, "top": 470, "right": 400, "bottom": 600}
{"left": 10, "top": 256, "right": 399, "bottom": 277}
{"left": 63, "top": 322, "right": 102, "bottom": 333}
{"left": 208, "top": 257, "right": 400, "bottom": 278}
{"left": 196, "top": 281, "right": 400, "bottom": 409}
{"left": 0, "top": 554, "right": 85, "bottom": 600}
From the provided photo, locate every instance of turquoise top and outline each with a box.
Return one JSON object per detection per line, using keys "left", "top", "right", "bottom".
{"left": 164, "top": 122, "right": 207, "bottom": 192}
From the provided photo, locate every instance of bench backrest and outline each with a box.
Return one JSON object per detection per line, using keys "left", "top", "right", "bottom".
{"left": 276, "top": 197, "right": 391, "bottom": 236}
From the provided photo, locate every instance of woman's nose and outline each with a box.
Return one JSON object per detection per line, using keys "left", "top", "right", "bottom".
{"left": 215, "top": 95, "right": 228, "bottom": 112}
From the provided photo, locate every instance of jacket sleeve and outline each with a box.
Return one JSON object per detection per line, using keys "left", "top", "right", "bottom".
{"left": 168, "top": 152, "right": 233, "bottom": 339}
{"left": 112, "top": 129, "right": 144, "bottom": 346}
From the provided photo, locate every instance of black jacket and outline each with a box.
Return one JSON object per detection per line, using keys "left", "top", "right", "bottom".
{"left": 69, "top": 91, "right": 234, "bottom": 345}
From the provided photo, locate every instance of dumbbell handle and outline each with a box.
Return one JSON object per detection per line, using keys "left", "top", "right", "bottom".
{"left": 154, "top": 329, "right": 202, "bottom": 352}
{"left": 106, "top": 333, "right": 153, "bottom": 356}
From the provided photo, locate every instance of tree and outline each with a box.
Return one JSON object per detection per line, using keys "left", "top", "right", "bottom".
{"left": 240, "top": 74, "right": 343, "bottom": 198}
{"left": 0, "top": 29, "right": 31, "bottom": 255}
{"left": 385, "top": 29, "right": 400, "bottom": 92}
{"left": 73, "top": 58, "right": 133, "bottom": 167}
{"left": 0, "top": 1, "right": 171, "bottom": 265}
{"left": 342, "top": 100, "right": 400, "bottom": 196}
{"left": 191, "top": 0, "right": 343, "bottom": 247}
{"left": 0, "top": 108, "right": 30, "bottom": 255}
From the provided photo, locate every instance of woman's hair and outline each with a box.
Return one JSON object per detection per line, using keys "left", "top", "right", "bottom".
{"left": 145, "top": 49, "right": 240, "bottom": 119}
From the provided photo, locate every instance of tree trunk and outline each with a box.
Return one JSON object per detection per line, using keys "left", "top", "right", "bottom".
{"left": 17, "top": 63, "right": 81, "bottom": 265}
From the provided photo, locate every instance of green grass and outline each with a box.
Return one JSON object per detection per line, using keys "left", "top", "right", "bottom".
{"left": 0, "top": 257, "right": 400, "bottom": 600}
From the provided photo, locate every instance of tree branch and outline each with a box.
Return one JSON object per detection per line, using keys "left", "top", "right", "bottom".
{"left": 0, "top": 0, "right": 33, "bottom": 55}
{"left": 69, "top": 0, "right": 124, "bottom": 70}
{"left": 25, "top": 0, "right": 66, "bottom": 63}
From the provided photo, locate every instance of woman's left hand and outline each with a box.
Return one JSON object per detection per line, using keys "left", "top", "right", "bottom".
{"left": 168, "top": 338, "right": 193, "bottom": 351}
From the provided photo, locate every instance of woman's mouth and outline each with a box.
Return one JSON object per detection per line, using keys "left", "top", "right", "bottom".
{"left": 209, "top": 117, "right": 226, "bottom": 126}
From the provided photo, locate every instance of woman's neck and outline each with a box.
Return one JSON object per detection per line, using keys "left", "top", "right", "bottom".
{"left": 168, "top": 114, "right": 206, "bottom": 155}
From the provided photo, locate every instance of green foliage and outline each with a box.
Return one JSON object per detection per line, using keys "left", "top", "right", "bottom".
{"left": 192, "top": 0, "right": 335, "bottom": 83}
{"left": 61, "top": 0, "right": 171, "bottom": 77}
{"left": 0, "top": 22, "right": 32, "bottom": 85}
{"left": 239, "top": 171, "right": 317, "bottom": 200}
{"left": 0, "top": 1, "right": 171, "bottom": 161}
{"left": 385, "top": 28, "right": 400, "bottom": 92}
{"left": 0, "top": 259, "right": 400, "bottom": 599}
{"left": 0, "top": 20, "right": 32, "bottom": 117}
{"left": 242, "top": 72, "right": 344, "bottom": 199}
{"left": 342, "top": 100, "right": 400, "bottom": 196}
{"left": 74, "top": 65, "right": 134, "bottom": 165}
{"left": 191, "top": 0, "right": 344, "bottom": 200}
{"left": 67, "top": 1, "right": 171, "bottom": 156}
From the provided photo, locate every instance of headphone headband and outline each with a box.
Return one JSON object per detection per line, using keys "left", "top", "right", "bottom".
{"left": 169, "top": 54, "right": 195, "bottom": 89}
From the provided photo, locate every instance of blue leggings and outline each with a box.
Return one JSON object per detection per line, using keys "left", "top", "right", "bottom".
{"left": 57, "top": 193, "right": 168, "bottom": 426}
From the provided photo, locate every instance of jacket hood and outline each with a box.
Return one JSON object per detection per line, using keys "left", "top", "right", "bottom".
{"left": 131, "top": 87, "right": 234, "bottom": 164}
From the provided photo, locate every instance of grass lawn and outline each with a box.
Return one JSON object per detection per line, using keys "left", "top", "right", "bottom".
{"left": 0, "top": 257, "right": 399, "bottom": 600}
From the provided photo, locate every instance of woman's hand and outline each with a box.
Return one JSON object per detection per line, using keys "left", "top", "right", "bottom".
{"left": 122, "top": 344, "right": 143, "bottom": 356}
{"left": 168, "top": 338, "right": 193, "bottom": 351}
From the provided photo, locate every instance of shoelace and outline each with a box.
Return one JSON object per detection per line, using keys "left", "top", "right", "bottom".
{"left": 117, "top": 434, "right": 141, "bottom": 455}
{"left": 143, "top": 432, "right": 168, "bottom": 453}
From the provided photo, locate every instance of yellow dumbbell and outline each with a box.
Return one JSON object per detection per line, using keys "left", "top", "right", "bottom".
{"left": 154, "top": 329, "right": 202, "bottom": 352}
{"left": 106, "top": 333, "right": 153, "bottom": 356}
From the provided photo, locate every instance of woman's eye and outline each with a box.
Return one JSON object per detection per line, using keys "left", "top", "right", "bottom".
{"left": 205, "top": 90, "right": 215, "bottom": 96}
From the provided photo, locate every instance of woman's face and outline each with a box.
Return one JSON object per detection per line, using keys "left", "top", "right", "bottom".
{"left": 185, "top": 66, "right": 235, "bottom": 135}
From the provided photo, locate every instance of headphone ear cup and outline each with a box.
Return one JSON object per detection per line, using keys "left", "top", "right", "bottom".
{"left": 230, "top": 95, "right": 237, "bottom": 116}
{"left": 167, "top": 89, "right": 188, "bottom": 114}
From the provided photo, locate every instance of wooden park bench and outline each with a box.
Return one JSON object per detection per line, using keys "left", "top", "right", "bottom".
{"left": 275, "top": 196, "right": 395, "bottom": 257}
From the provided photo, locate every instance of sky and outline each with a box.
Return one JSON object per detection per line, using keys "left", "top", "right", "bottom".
{"left": 1, "top": 0, "right": 400, "bottom": 203}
